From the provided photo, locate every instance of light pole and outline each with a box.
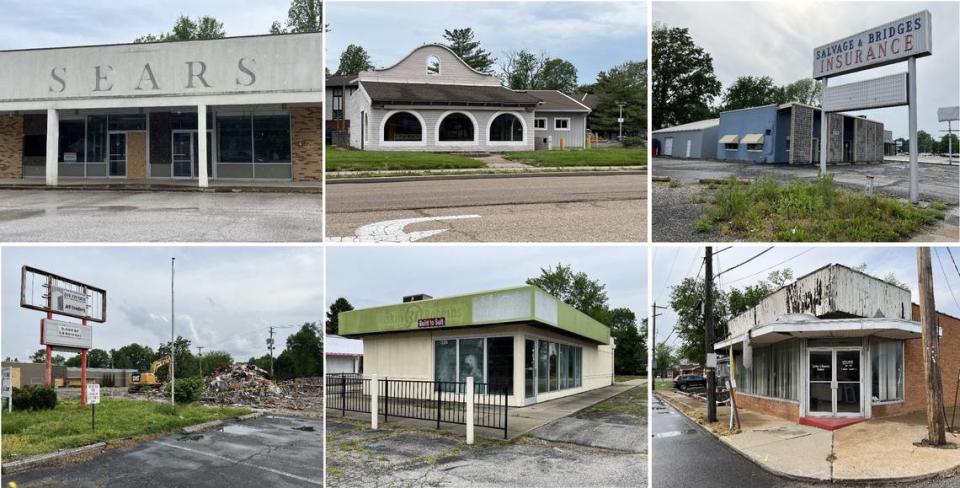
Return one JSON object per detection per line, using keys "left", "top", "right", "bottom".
{"left": 170, "top": 257, "right": 175, "bottom": 407}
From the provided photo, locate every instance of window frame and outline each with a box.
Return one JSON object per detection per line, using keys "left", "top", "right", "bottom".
{"left": 380, "top": 110, "right": 426, "bottom": 146}
{"left": 554, "top": 117, "right": 571, "bottom": 131}
{"left": 533, "top": 118, "right": 547, "bottom": 131}
{"left": 435, "top": 111, "right": 478, "bottom": 145}
{"left": 487, "top": 112, "right": 526, "bottom": 144}
{"left": 724, "top": 143, "right": 739, "bottom": 151}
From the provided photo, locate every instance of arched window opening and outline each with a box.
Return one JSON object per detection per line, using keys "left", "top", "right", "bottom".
{"left": 438, "top": 113, "right": 475, "bottom": 142}
{"left": 489, "top": 113, "right": 524, "bottom": 142}
{"left": 426, "top": 55, "right": 441, "bottom": 76}
{"left": 383, "top": 112, "right": 422, "bottom": 142}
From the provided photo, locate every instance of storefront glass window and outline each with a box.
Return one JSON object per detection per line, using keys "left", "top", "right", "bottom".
{"left": 85, "top": 115, "right": 106, "bottom": 163}
{"left": 58, "top": 120, "right": 85, "bottom": 163}
{"left": 549, "top": 342, "right": 558, "bottom": 391}
{"left": 107, "top": 114, "right": 146, "bottom": 131}
{"left": 574, "top": 348, "right": 582, "bottom": 387}
{"left": 559, "top": 344, "right": 569, "bottom": 389}
{"left": 871, "top": 338, "right": 903, "bottom": 402}
{"left": 458, "top": 338, "right": 484, "bottom": 390}
{"left": 217, "top": 115, "right": 253, "bottom": 163}
{"left": 486, "top": 337, "right": 513, "bottom": 396}
{"left": 489, "top": 113, "right": 524, "bottom": 142}
{"left": 435, "top": 339, "right": 457, "bottom": 392}
{"left": 538, "top": 339, "right": 549, "bottom": 393}
{"left": 736, "top": 339, "right": 800, "bottom": 401}
{"left": 253, "top": 115, "right": 291, "bottom": 163}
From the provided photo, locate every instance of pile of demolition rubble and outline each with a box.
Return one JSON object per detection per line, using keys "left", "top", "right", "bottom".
{"left": 203, "top": 363, "right": 322, "bottom": 410}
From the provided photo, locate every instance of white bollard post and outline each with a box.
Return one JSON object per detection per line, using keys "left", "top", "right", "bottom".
{"left": 466, "top": 376, "right": 474, "bottom": 445}
{"left": 370, "top": 374, "right": 378, "bottom": 430}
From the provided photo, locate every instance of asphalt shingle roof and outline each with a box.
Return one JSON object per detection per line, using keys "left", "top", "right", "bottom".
{"left": 361, "top": 81, "right": 542, "bottom": 107}
{"left": 523, "top": 90, "right": 591, "bottom": 112}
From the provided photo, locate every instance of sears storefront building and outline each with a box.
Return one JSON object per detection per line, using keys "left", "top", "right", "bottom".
{"left": 0, "top": 33, "right": 322, "bottom": 186}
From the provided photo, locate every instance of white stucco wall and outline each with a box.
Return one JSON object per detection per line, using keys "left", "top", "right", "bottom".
{"left": 361, "top": 106, "right": 535, "bottom": 152}
{"left": 533, "top": 111, "right": 588, "bottom": 149}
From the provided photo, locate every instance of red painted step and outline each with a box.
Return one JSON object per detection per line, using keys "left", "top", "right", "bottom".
{"left": 799, "top": 417, "right": 865, "bottom": 430}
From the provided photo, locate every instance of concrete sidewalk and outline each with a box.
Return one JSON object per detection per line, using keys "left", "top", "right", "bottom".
{"left": 657, "top": 390, "right": 960, "bottom": 483}
{"left": 508, "top": 382, "right": 638, "bottom": 438}
{"left": 0, "top": 178, "right": 322, "bottom": 193}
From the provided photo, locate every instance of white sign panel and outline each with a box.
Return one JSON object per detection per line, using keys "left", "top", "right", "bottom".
{"left": 813, "top": 10, "right": 932, "bottom": 79}
{"left": 706, "top": 353, "right": 717, "bottom": 368}
{"left": 41, "top": 318, "right": 93, "bottom": 350}
{"left": 822, "top": 73, "right": 909, "bottom": 112}
{"left": 939, "top": 106, "right": 960, "bottom": 122}
{"left": 87, "top": 383, "right": 101, "bottom": 405}
{"left": 51, "top": 286, "right": 89, "bottom": 316}
{"left": 0, "top": 33, "right": 322, "bottom": 104}
{"left": 2, "top": 368, "right": 12, "bottom": 398}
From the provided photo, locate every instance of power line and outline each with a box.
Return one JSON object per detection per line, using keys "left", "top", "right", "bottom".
{"left": 947, "top": 248, "right": 960, "bottom": 281}
{"left": 934, "top": 248, "right": 960, "bottom": 313}
{"left": 715, "top": 247, "right": 775, "bottom": 279}
{"left": 724, "top": 247, "right": 815, "bottom": 285}
{"left": 656, "top": 248, "right": 682, "bottom": 305}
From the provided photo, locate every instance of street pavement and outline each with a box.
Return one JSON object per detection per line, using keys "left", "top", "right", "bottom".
{"left": 6, "top": 415, "right": 323, "bottom": 487}
{"left": 325, "top": 174, "right": 645, "bottom": 242}
{"left": 0, "top": 190, "right": 323, "bottom": 242}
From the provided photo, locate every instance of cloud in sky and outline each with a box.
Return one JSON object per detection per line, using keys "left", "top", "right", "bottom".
{"left": 652, "top": 246, "right": 960, "bottom": 350}
{"left": 1, "top": 246, "right": 322, "bottom": 363}
{"left": 654, "top": 2, "right": 960, "bottom": 138}
{"left": 327, "top": 245, "right": 647, "bottom": 322}
{"left": 327, "top": 1, "right": 647, "bottom": 84}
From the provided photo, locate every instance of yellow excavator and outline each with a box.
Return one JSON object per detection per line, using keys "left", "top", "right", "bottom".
{"left": 128, "top": 356, "right": 171, "bottom": 393}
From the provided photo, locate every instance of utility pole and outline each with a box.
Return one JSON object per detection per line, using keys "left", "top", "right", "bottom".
{"left": 652, "top": 302, "right": 668, "bottom": 390}
{"left": 170, "top": 257, "right": 175, "bottom": 408}
{"left": 196, "top": 346, "right": 205, "bottom": 378}
{"left": 704, "top": 246, "right": 717, "bottom": 423}
{"left": 267, "top": 327, "right": 276, "bottom": 378}
{"left": 917, "top": 248, "right": 947, "bottom": 445}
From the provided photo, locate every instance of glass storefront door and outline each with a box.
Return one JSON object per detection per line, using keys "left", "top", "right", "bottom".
{"left": 108, "top": 132, "right": 126, "bottom": 177}
{"left": 172, "top": 131, "right": 213, "bottom": 178}
{"left": 807, "top": 348, "right": 862, "bottom": 417}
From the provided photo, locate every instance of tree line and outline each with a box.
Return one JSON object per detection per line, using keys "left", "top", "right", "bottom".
{"left": 11, "top": 322, "right": 323, "bottom": 381}
{"left": 133, "top": 0, "right": 321, "bottom": 43}
{"left": 331, "top": 27, "right": 646, "bottom": 136}
{"left": 326, "top": 264, "right": 647, "bottom": 377}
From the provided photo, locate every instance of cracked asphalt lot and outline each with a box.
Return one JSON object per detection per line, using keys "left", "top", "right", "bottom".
{"left": 325, "top": 174, "right": 645, "bottom": 242}
{"left": 326, "top": 416, "right": 647, "bottom": 488}
{"left": 6, "top": 415, "right": 324, "bottom": 488}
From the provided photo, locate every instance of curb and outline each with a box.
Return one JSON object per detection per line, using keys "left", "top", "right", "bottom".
{"left": 1, "top": 442, "right": 106, "bottom": 475}
{"left": 655, "top": 393, "right": 960, "bottom": 484}
{"left": 0, "top": 185, "right": 322, "bottom": 194}
{"left": 326, "top": 170, "right": 647, "bottom": 184}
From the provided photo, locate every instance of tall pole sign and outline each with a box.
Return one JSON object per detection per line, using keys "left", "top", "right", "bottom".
{"left": 813, "top": 10, "right": 933, "bottom": 203}
{"left": 20, "top": 266, "right": 106, "bottom": 406}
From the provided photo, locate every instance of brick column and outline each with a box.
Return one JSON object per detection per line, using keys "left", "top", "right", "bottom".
{"left": 291, "top": 107, "right": 323, "bottom": 182}
{"left": 0, "top": 114, "right": 23, "bottom": 179}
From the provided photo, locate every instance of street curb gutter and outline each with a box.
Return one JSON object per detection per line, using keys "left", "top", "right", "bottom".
{"left": 1, "top": 442, "right": 106, "bottom": 475}
{"left": 655, "top": 393, "right": 960, "bottom": 485}
{"left": 1, "top": 411, "right": 263, "bottom": 475}
{"left": 0, "top": 185, "right": 322, "bottom": 194}
{"left": 327, "top": 170, "right": 646, "bottom": 184}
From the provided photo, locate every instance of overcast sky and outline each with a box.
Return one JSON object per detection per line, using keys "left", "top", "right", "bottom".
{"left": 327, "top": 245, "right": 646, "bottom": 324}
{"left": 652, "top": 246, "right": 960, "bottom": 351}
{"left": 0, "top": 0, "right": 290, "bottom": 49}
{"left": 654, "top": 2, "right": 960, "bottom": 139}
{"left": 327, "top": 1, "right": 646, "bottom": 85}
{"left": 1, "top": 247, "right": 322, "bottom": 363}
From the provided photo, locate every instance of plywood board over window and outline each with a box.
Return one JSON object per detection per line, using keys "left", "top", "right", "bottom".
{"left": 127, "top": 132, "right": 147, "bottom": 180}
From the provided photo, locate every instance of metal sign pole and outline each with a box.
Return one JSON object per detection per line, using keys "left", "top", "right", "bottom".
{"left": 170, "top": 257, "right": 175, "bottom": 408}
{"left": 92, "top": 403, "right": 96, "bottom": 432}
{"left": 820, "top": 78, "right": 829, "bottom": 176}
{"left": 908, "top": 56, "right": 919, "bottom": 203}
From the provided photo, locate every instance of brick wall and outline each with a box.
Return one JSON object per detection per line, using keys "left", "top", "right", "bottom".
{"left": 0, "top": 114, "right": 23, "bottom": 178}
{"left": 789, "top": 105, "right": 814, "bottom": 165}
{"left": 735, "top": 393, "right": 800, "bottom": 422}
{"left": 291, "top": 107, "right": 322, "bottom": 182}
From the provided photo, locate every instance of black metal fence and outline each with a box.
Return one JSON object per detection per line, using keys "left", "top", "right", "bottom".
{"left": 325, "top": 373, "right": 509, "bottom": 439}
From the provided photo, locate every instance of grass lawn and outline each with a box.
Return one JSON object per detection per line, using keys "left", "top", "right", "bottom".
{"left": 325, "top": 146, "right": 485, "bottom": 171}
{"left": 503, "top": 147, "right": 647, "bottom": 167}
{"left": 581, "top": 384, "right": 646, "bottom": 417}
{"left": 695, "top": 175, "right": 946, "bottom": 242}
{"left": 653, "top": 380, "right": 674, "bottom": 391}
{"left": 1, "top": 398, "right": 249, "bottom": 460}
{"left": 614, "top": 375, "right": 646, "bottom": 384}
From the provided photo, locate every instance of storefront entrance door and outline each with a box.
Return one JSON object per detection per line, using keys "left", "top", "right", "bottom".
{"left": 108, "top": 132, "right": 127, "bottom": 177}
{"left": 172, "top": 131, "right": 213, "bottom": 178}
{"left": 807, "top": 347, "right": 862, "bottom": 417}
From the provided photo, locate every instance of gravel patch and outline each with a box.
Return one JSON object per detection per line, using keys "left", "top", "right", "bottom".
{"left": 652, "top": 184, "right": 720, "bottom": 242}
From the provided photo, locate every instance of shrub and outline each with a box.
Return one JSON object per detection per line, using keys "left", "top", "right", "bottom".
{"left": 12, "top": 385, "right": 58, "bottom": 411}
{"left": 622, "top": 136, "right": 644, "bottom": 147}
{"left": 163, "top": 377, "right": 205, "bottom": 403}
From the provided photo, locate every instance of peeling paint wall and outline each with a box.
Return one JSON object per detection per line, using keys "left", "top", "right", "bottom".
{"left": 727, "top": 265, "right": 910, "bottom": 338}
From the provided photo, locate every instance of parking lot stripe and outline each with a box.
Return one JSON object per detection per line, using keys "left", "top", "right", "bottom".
{"left": 154, "top": 441, "right": 322, "bottom": 486}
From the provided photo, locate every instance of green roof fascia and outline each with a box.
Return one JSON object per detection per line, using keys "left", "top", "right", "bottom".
{"left": 339, "top": 285, "right": 610, "bottom": 344}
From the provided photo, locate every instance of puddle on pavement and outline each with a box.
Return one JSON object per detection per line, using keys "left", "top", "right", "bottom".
{"left": 293, "top": 426, "right": 316, "bottom": 432}
{"left": 0, "top": 209, "right": 45, "bottom": 222}
{"left": 652, "top": 429, "right": 697, "bottom": 438}
{"left": 57, "top": 205, "right": 138, "bottom": 213}
{"left": 179, "top": 434, "right": 204, "bottom": 441}
{"left": 221, "top": 424, "right": 260, "bottom": 435}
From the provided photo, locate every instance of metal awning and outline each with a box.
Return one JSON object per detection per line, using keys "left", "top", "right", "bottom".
{"left": 741, "top": 133, "right": 764, "bottom": 144}
{"left": 719, "top": 134, "right": 739, "bottom": 144}
{"left": 714, "top": 314, "right": 920, "bottom": 350}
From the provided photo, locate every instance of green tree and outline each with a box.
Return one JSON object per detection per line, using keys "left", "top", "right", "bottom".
{"left": 654, "top": 343, "right": 674, "bottom": 378}
{"left": 652, "top": 22, "right": 721, "bottom": 129}
{"left": 778, "top": 78, "right": 821, "bottom": 106}
{"left": 326, "top": 297, "right": 355, "bottom": 335}
{"left": 198, "top": 351, "right": 234, "bottom": 376}
{"left": 135, "top": 15, "right": 225, "bottom": 43}
{"left": 500, "top": 49, "right": 544, "bottom": 90}
{"left": 64, "top": 348, "right": 110, "bottom": 368}
{"left": 721, "top": 76, "right": 780, "bottom": 111}
{"left": 336, "top": 44, "right": 375, "bottom": 75}
{"left": 110, "top": 343, "right": 156, "bottom": 373}
{"left": 940, "top": 133, "right": 959, "bottom": 155}
{"left": 30, "top": 349, "right": 46, "bottom": 363}
{"left": 533, "top": 58, "right": 579, "bottom": 94}
{"left": 668, "top": 276, "right": 729, "bottom": 364}
{"left": 442, "top": 27, "right": 495, "bottom": 73}
{"left": 607, "top": 308, "right": 646, "bottom": 376}
{"left": 917, "top": 130, "right": 935, "bottom": 153}
{"left": 270, "top": 0, "right": 324, "bottom": 34}
{"left": 587, "top": 61, "right": 646, "bottom": 135}
{"left": 156, "top": 336, "right": 199, "bottom": 381}
{"left": 276, "top": 323, "right": 323, "bottom": 380}
{"left": 728, "top": 282, "right": 773, "bottom": 317}
{"left": 527, "top": 263, "right": 609, "bottom": 320}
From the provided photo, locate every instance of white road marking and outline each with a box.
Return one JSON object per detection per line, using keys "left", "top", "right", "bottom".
{"left": 328, "top": 215, "right": 481, "bottom": 242}
{"left": 154, "top": 441, "right": 323, "bottom": 486}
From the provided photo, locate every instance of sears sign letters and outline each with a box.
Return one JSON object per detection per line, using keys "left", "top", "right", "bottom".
{"left": 813, "top": 10, "right": 932, "bottom": 79}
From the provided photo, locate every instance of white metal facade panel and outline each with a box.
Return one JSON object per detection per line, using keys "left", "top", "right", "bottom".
{"left": 534, "top": 289, "right": 559, "bottom": 325}
{"left": 472, "top": 289, "right": 531, "bottom": 323}
{"left": 822, "top": 73, "right": 908, "bottom": 112}
{"left": 813, "top": 10, "right": 932, "bottom": 79}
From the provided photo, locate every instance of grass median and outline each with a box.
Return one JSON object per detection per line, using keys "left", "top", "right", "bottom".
{"left": 1, "top": 398, "right": 249, "bottom": 461}
{"left": 325, "top": 146, "right": 485, "bottom": 171}
{"left": 694, "top": 175, "right": 946, "bottom": 242}
{"left": 580, "top": 384, "right": 647, "bottom": 417}
{"left": 503, "top": 147, "right": 647, "bottom": 167}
